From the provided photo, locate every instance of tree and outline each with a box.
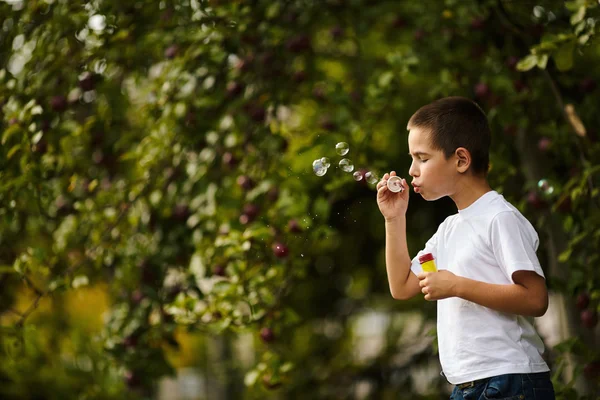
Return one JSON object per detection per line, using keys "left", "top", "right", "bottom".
{"left": 0, "top": 0, "right": 598, "bottom": 398}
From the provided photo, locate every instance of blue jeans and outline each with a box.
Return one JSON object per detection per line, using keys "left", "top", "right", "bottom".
{"left": 450, "top": 372, "right": 555, "bottom": 400}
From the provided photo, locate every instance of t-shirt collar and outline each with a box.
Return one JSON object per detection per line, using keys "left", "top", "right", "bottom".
{"left": 457, "top": 190, "right": 498, "bottom": 218}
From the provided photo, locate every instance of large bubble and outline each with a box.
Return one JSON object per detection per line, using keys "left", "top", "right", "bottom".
{"left": 335, "top": 142, "right": 349, "bottom": 156}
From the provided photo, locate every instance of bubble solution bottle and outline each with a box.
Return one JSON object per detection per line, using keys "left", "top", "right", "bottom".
{"left": 418, "top": 253, "right": 438, "bottom": 272}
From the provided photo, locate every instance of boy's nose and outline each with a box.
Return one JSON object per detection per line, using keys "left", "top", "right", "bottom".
{"left": 409, "top": 162, "right": 418, "bottom": 177}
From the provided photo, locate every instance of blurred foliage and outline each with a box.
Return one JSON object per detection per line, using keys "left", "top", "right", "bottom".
{"left": 0, "top": 0, "right": 599, "bottom": 399}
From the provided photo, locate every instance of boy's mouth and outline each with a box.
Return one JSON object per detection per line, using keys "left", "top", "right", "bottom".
{"left": 412, "top": 185, "right": 420, "bottom": 193}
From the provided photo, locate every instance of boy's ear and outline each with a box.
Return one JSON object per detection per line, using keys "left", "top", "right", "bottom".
{"left": 455, "top": 147, "right": 471, "bottom": 173}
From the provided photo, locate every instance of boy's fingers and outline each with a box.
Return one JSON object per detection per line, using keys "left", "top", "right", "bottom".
{"left": 390, "top": 171, "right": 396, "bottom": 176}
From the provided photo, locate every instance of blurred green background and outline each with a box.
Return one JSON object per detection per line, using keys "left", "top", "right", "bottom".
{"left": 0, "top": 0, "right": 599, "bottom": 399}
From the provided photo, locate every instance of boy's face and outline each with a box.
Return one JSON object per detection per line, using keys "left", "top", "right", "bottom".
{"left": 407, "top": 127, "right": 459, "bottom": 201}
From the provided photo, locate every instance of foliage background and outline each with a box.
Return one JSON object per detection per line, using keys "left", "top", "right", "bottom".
{"left": 0, "top": 0, "right": 599, "bottom": 399}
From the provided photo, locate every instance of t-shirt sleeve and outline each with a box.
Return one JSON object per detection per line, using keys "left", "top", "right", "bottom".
{"left": 410, "top": 230, "right": 439, "bottom": 276}
{"left": 490, "top": 211, "right": 545, "bottom": 282}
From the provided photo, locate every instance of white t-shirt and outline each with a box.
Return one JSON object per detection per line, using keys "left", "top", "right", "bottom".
{"left": 410, "top": 190, "right": 550, "bottom": 385}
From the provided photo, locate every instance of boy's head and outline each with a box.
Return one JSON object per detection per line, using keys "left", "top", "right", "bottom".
{"left": 406, "top": 96, "right": 491, "bottom": 200}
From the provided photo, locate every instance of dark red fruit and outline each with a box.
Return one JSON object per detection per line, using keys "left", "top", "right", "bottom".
{"left": 576, "top": 293, "right": 590, "bottom": 310}
{"left": 237, "top": 175, "right": 254, "bottom": 190}
{"left": 527, "top": 191, "right": 546, "bottom": 209}
{"left": 330, "top": 25, "right": 343, "bottom": 40}
{"left": 272, "top": 242, "right": 289, "bottom": 258}
{"left": 123, "top": 335, "right": 138, "bottom": 349}
{"left": 413, "top": 29, "right": 426, "bottom": 41}
{"left": 286, "top": 34, "right": 311, "bottom": 53}
{"left": 474, "top": 82, "right": 490, "bottom": 98}
{"left": 470, "top": 17, "right": 485, "bottom": 30}
{"left": 172, "top": 203, "right": 190, "bottom": 222}
{"left": 226, "top": 81, "right": 244, "bottom": 98}
{"left": 580, "top": 309, "right": 598, "bottom": 329}
{"left": 213, "top": 265, "right": 226, "bottom": 277}
{"left": 131, "top": 289, "right": 144, "bottom": 304}
{"left": 319, "top": 117, "right": 336, "bottom": 131}
{"left": 392, "top": 16, "right": 406, "bottom": 28}
{"left": 293, "top": 70, "right": 307, "bottom": 83}
{"left": 32, "top": 138, "right": 48, "bottom": 154}
{"left": 260, "top": 327, "right": 275, "bottom": 343}
{"left": 245, "top": 104, "right": 266, "bottom": 123}
{"left": 513, "top": 80, "right": 528, "bottom": 93}
{"left": 583, "top": 360, "right": 600, "bottom": 381}
{"left": 243, "top": 204, "right": 260, "bottom": 220}
{"left": 50, "top": 95, "right": 67, "bottom": 112}
{"left": 579, "top": 78, "right": 597, "bottom": 94}
{"left": 313, "top": 86, "right": 326, "bottom": 101}
{"left": 506, "top": 56, "right": 519, "bottom": 70}
{"left": 164, "top": 45, "right": 178, "bottom": 59}
{"left": 124, "top": 370, "right": 141, "bottom": 389}
{"left": 222, "top": 152, "right": 237, "bottom": 167}
{"left": 288, "top": 219, "right": 302, "bottom": 233}
{"left": 504, "top": 124, "right": 517, "bottom": 136}
{"left": 267, "top": 187, "right": 279, "bottom": 202}
{"left": 537, "top": 137, "right": 551, "bottom": 152}
{"left": 78, "top": 72, "right": 96, "bottom": 91}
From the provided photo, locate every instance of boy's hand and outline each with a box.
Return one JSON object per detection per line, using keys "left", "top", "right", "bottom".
{"left": 376, "top": 171, "right": 409, "bottom": 221}
{"left": 417, "top": 271, "right": 458, "bottom": 301}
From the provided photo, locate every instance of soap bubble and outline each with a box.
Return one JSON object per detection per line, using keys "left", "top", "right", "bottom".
{"left": 313, "top": 159, "right": 328, "bottom": 177}
{"left": 338, "top": 158, "right": 354, "bottom": 172}
{"left": 537, "top": 179, "right": 554, "bottom": 195}
{"left": 387, "top": 176, "right": 404, "bottom": 193}
{"left": 353, "top": 171, "right": 363, "bottom": 181}
{"left": 320, "top": 157, "right": 331, "bottom": 168}
{"left": 335, "top": 142, "right": 349, "bottom": 156}
{"left": 365, "top": 171, "right": 378, "bottom": 184}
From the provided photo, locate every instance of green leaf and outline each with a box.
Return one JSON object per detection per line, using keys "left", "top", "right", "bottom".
{"left": 536, "top": 54, "right": 549, "bottom": 69}
{"left": 558, "top": 249, "right": 572, "bottom": 263}
{"left": 378, "top": 71, "right": 394, "bottom": 88}
{"left": 7, "top": 145, "right": 21, "bottom": 160}
{"left": 570, "top": 6, "right": 586, "bottom": 25}
{"left": 554, "top": 41, "right": 575, "bottom": 71}
{"left": 516, "top": 55, "right": 538, "bottom": 71}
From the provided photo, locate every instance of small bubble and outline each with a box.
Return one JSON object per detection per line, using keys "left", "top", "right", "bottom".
{"left": 321, "top": 157, "right": 331, "bottom": 168}
{"left": 335, "top": 142, "right": 349, "bottom": 156}
{"left": 339, "top": 158, "right": 354, "bottom": 172}
{"left": 301, "top": 253, "right": 304, "bottom": 257}
{"left": 365, "top": 171, "right": 378, "bottom": 184}
{"left": 537, "top": 179, "right": 554, "bottom": 195}
{"left": 313, "top": 159, "right": 328, "bottom": 176}
{"left": 353, "top": 171, "right": 363, "bottom": 181}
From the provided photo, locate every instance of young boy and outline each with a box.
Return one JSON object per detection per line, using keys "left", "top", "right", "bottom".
{"left": 376, "top": 97, "right": 555, "bottom": 399}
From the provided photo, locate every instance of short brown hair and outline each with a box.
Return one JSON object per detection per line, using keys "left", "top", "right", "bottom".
{"left": 407, "top": 96, "right": 491, "bottom": 176}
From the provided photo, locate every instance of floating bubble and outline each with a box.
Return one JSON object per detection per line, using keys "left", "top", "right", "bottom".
{"left": 537, "top": 179, "right": 554, "bottom": 195}
{"left": 387, "top": 176, "right": 404, "bottom": 193}
{"left": 335, "top": 142, "right": 349, "bottom": 156}
{"left": 353, "top": 171, "right": 363, "bottom": 181}
{"left": 321, "top": 157, "right": 331, "bottom": 168}
{"left": 338, "top": 158, "right": 354, "bottom": 172}
{"left": 313, "top": 159, "right": 328, "bottom": 177}
{"left": 365, "top": 171, "right": 378, "bottom": 185}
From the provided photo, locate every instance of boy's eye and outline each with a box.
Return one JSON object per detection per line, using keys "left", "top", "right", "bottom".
{"left": 420, "top": 159, "right": 428, "bottom": 163}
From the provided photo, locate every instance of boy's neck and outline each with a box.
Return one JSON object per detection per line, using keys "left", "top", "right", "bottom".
{"left": 450, "top": 176, "right": 492, "bottom": 211}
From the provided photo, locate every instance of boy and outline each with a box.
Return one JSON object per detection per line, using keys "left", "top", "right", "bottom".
{"left": 376, "top": 97, "right": 555, "bottom": 399}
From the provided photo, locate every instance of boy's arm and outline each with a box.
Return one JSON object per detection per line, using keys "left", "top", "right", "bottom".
{"left": 385, "top": 217, "right": 421, "bottom": 300}
{"left": 454, "top": 270, "right": 548, "bottom": 317}
{"left": 420, "top": 269, "right": 548, "bottom": 317}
